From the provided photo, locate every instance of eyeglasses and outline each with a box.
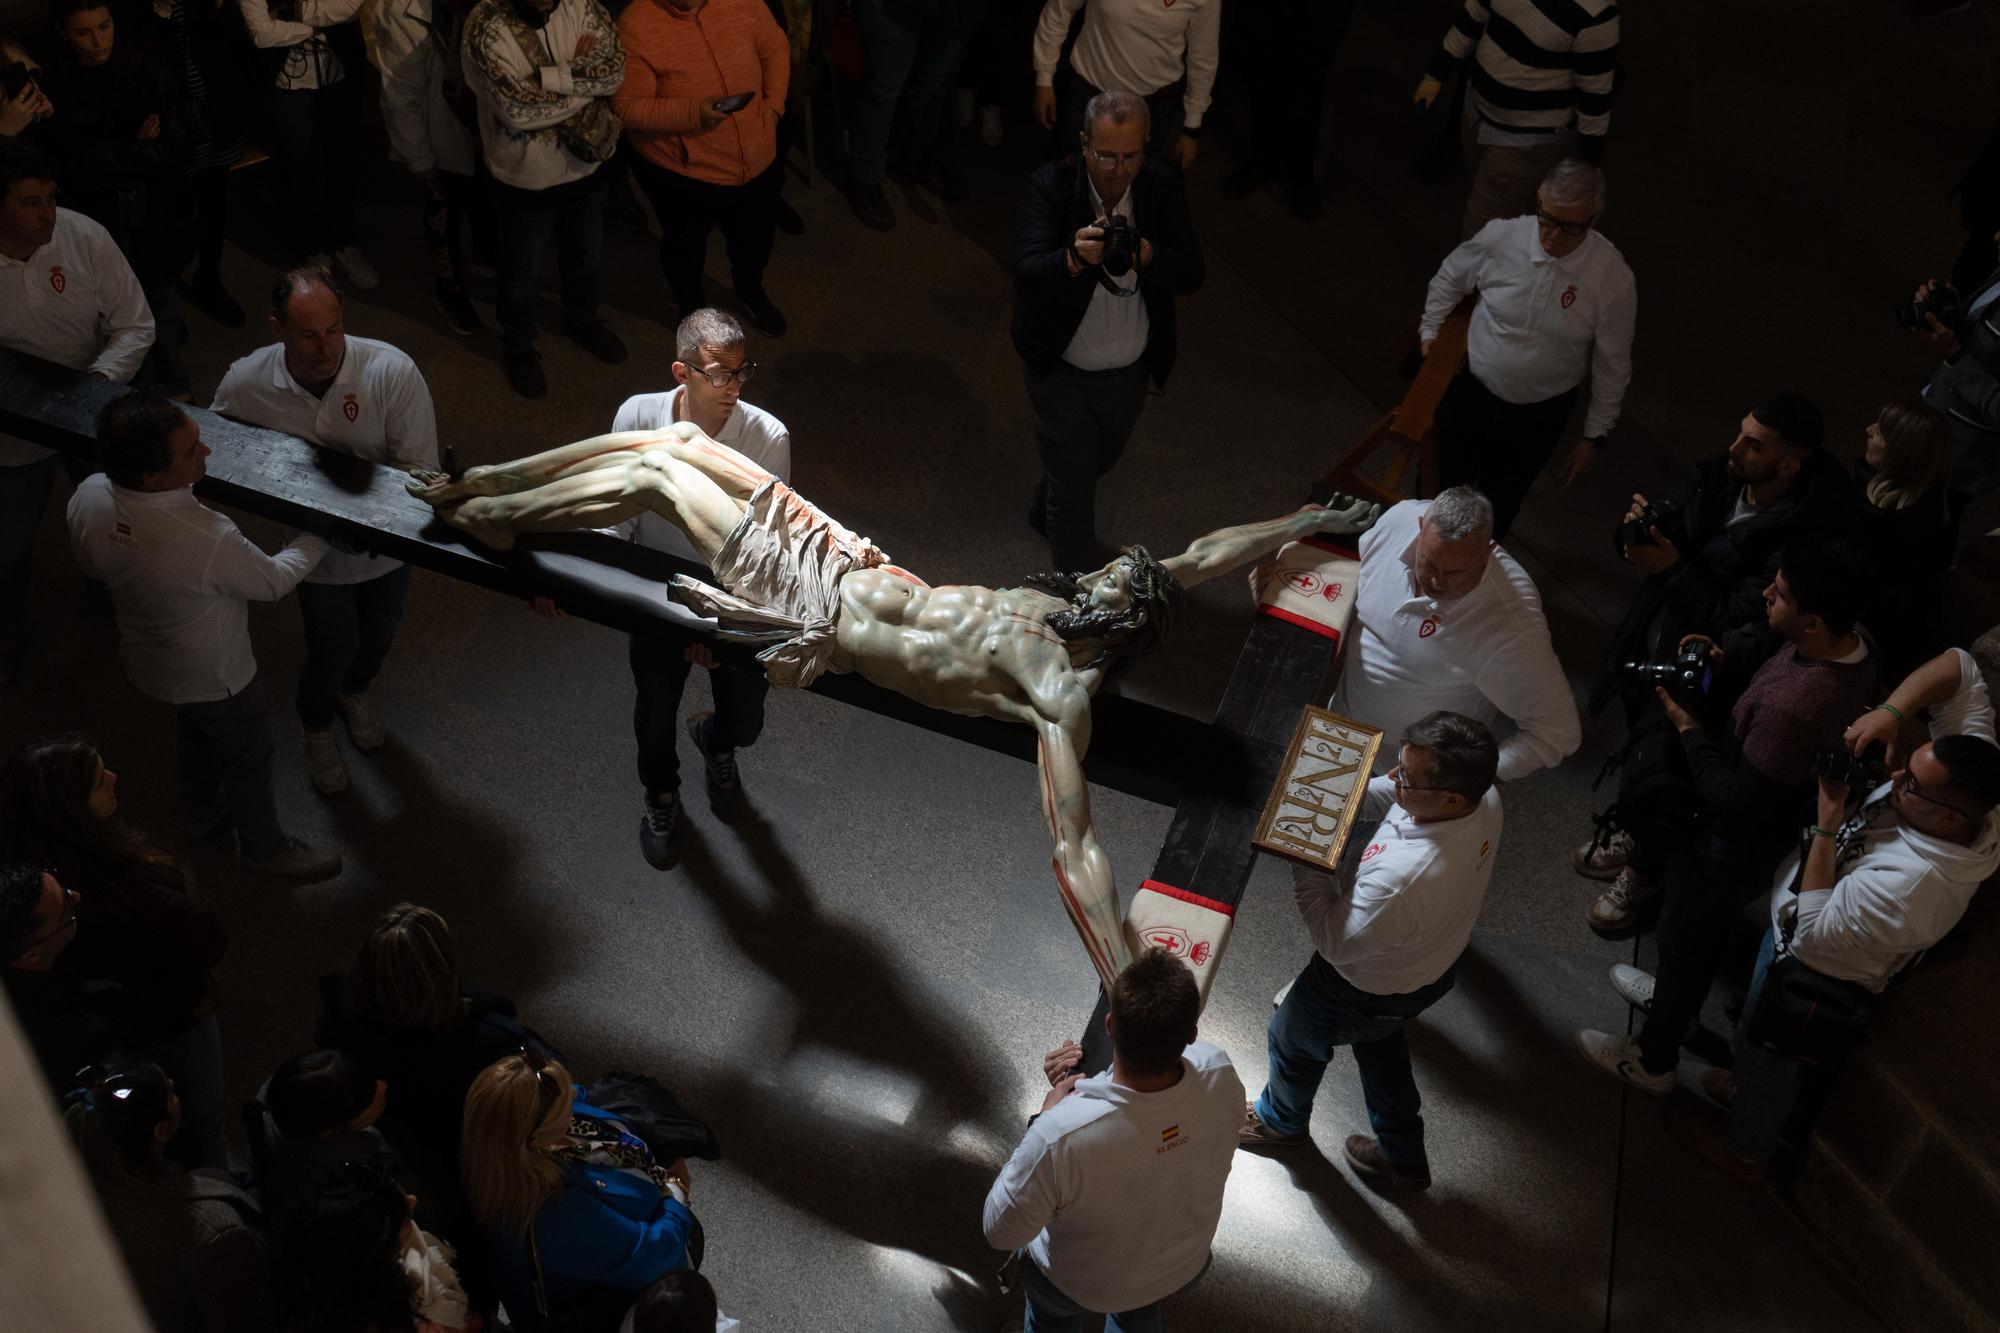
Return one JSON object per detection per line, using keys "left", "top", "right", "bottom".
{"left": 1085, "top": 146, "right": 1144, "bottom": 171}
{"left": 1391, "top": 767, "right": 1449, "bottom": 796}
{"left": 1895, "top": 770, "right": 1969, "bottom": 820}
{"left": 10, "top": 880, "right": 77, "bottom": 960}
{"left": 74, "top": 1063, "right": 141, "bottom": 1102}
{"left": 683, "top": 361, "right": 756, "bottom": 388}
{"left": 1535, "top": 210, "right": 1594, "bottom": 238}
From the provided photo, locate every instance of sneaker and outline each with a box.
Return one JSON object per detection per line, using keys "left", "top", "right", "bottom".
{"left": 505, "top": 351, "right": 547, "bottom": 400}
{"left": 1573, "top": 829, "right": 1635, "bottom": 880}
{"left": 1221, "top": 164, "right": 1263, "bottom": 200}
{"left": 239, "top": 833, "right": 343, "bottom": 881}
{"left": 187, "top": 274, "right": 247, "bottom": 328}
{"left": 848, "top": 182, "right": 895, "bottom": 231}
{"left": 1573, "top": 1029, "right": 1674, "bottom": 1095}
{"left": 1272, "top": 978, "right": 1293, "bottom": 1009}
{"left": 1343, "top": 1135, "right": 1431, "bottom": 1191}
{"left": 1701, "top": 1068, "right": 1736, "bottom": 1109}
{"left": 433, "top": 284, "right": 486, "bottom": 336}
{"left": 740, "top": 291, "right": 787, "bottom": 337}
{"left": 1588, "top": 865, "right": 1659, "bottom": 932}
{"left": 302, "top": 729, "right": 350, "bottom": 796}
{"left": 1238, "top": 1102, "right": 1310, "bottom": 1148}
{"left": 980, "top": 105, "right": 1004, "bottom": 148}
{"left": 331, "top": 245, "right": 381, "bottom": 291}
{"left": 1288, "top": 178, "right": 1323, "bottom": 222}
{"left": 568, "top": 320, "right": 628, "bottom": 365}
{"left": 1608, "top": 963, "right": 1655, "bottom": 1012}
{"left": 685, "top": 711, "right": 743, "bottom": 815}
{"left": 639, "top": 790, "right": 683, "bottom": 870}
{"left": 336, "top": 691, "right": 387, "bottom": 751}
{"left": 890, "top": 155, "right": 966, "bottom": 204}
{"left": 775, "top": 198, "right": 806, "bottom": 236}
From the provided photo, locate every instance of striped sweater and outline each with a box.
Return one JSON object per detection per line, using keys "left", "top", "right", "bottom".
{"left": 1428, "top": 0, "right": 1619, "bottom": 140}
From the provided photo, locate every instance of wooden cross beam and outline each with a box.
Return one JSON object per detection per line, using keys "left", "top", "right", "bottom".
{"left": 1315, "top": 301, "right": 1473, "bottom": 505}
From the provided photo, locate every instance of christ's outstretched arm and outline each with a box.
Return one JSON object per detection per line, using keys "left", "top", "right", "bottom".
{"left": 1159, "top": 494, "right": 1380, "bottom": 589}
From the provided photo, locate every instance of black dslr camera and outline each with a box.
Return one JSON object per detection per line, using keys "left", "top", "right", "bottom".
{"left": 1811, "top": 743, "right": 1887, "bottom": 792}
{"left": 1098, "top": 214, "right": 1139, "bottom": 278}
{"left": 1620, "top": 640, "right": 1713, "bottom": 701}
{"left": 1613, "top": 499, "right": 1680, "bottom": 557}
{"left": 1897, "top": 283, "right": 1962, "bottom": 333}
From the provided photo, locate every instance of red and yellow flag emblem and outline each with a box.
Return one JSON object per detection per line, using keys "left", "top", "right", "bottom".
{"left": 1161, "top": 1125, "right": 1180, "bottom": 1142}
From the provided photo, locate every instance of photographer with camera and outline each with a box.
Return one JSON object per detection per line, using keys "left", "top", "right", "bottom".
{"left": 1576, "top": 540, "right": 1882, "bottom": 1090}
{"left": 1678, "top": 648, "right": 2000, "bottom": 1183}
{"left": 1909, "top": 229, "right": 2000, "bottom": 525}
{"left": 1013, "top": 89, "right": 1204, "bottom": 575}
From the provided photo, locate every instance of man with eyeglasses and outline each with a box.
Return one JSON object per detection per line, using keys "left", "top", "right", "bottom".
{"left": 1670, "top": 648, "right": 2000, "bottom": 1183}
{"left": 610, "top": 307, "right": 790, "bottom": 866}
{"left": 1419, "top": 157, "right": 1635, "bottom": 543}
{"left": 1239, "top": 711, "right": 1502, "bottom": 1193}
{"left": 1013, "top": 88, "right": 1204, "bottom": 574}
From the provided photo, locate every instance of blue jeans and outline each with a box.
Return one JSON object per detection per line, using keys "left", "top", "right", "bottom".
{"left": 1727, "top": 927, "right": 1877, "bottom": 1161}
{"left": 1255, "top": 953, "right": 1456, "bottom": 1167}
{"left": 152, "top": 1014, "right": 229, "bottom": 1171}
{"left": 1021, "top": 1253, "right": 1210, "bottom": 1332}
{"left": 493, "top": 172, "right": 608, "bottom": 356}
{"left": 629, "top": 632, "right": 770, "bottom": 796}
{"left": 295, "top": 564, "right": 413, "bottom": 729}
{"left": 0, "top": 455, "right": 57, "bottom": 627}
{"left": 848, "top": 0, "right": 967, "bottom": 184}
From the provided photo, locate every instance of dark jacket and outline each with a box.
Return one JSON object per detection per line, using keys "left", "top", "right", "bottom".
{"left": 3, "top": 965, "right": 145, "bottom": 1090}
{"left": 1589, "top": 449, "right": 1857, "bottom": 716}
{"left": 61, "top": 854, "right": 225, "bottom": 1040}
{"left": 1011, "top": 153, "right": 1204, "bottom": 389}
{"left": 84, "top": 1155, "right": 275, "bottom": 1333}
{"left": 1921, "top": 265, "right": 2000, "bottom": 495}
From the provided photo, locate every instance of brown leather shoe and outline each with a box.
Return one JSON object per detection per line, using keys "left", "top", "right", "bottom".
{"left": 1238, "top": 1102, "right": 1310, "bottom": 1149}
{"left": 1343, "top": 1135, "right": 1431, "bottom": 1191}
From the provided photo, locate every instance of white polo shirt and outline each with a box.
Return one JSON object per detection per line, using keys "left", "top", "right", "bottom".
{"left": 609, "top": 386, "right": 792, "bottom": 565}
{"left": 0, "top": 208, "right": 155, "bottom": 466}
{"left": 211, "top": 338, "right": 439, "bottom": 585}
{"left": 1296, "top": 776, "right": 1503, "bottom": 996}
{"left": 1333, "top": 500, "right": 1580, "bottom": 782}
{"left": 982, "top": 1041, "right": 1242, "bottom": 1313}
{"left": 1419, "top": 215, "right": 1637, "bottom": 439}
{"left": 67, "top": 475, "right": 327, "bottom": 704}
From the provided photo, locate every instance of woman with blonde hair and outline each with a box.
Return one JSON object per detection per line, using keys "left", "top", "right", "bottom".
{"left": 462, "top": 1052, "right": 698, "bottom": 1329}
{"left": 1856, "top": 397, "right": 1954, "bottom": 671}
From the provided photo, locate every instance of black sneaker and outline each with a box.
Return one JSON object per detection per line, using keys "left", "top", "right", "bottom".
{"left": 1343, "top": 1135, "right": 1431, "bottom": 1191}
{"left": 568, "top": 320, "right": 628, "bottom": 365}
{"left": 1221, "top": 164, "right": 1263, "bottom": 201}
{"left": 849, "top": 182, "right": 895, "bottom": 231}
{"left": 505, "top": 350, "right": 547, "bottom": 399}
{"left": 685, "top": 711, "right": 743, "bottom": 815}
{"left": 639, "top": 790, "right": 683, "bottom": 869}
{"left": 434, "top": 284, "right": 487, "bottom": 336}
{"left": 740, "top": 291, "right": 787, "bottom": 337}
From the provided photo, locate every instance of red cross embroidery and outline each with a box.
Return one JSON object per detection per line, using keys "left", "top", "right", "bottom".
{"left": 48, "top": 266, "right": 65, "bottom": 294}
{"left": 1418, "top": 616, "right": 1439, "bottom": 638}
{"left": 1560, "top": 284, "right": 1578, "bottom": 309}
{"left": 342, "top": 394, "right": 359, "bottom": 423}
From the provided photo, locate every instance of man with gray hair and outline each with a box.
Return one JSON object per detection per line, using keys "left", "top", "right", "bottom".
{"left": 1331, "top": 489, "right": 1579, "bottom": 782}
{"left": 1240, "top": 710, "right": 1503, "bottom": 1192}
{"left": 1012, "top": 89, "right": 1205, "bottom": 573}
{"left": 1420, "top": 157, "right": 1637, "bottom": 542}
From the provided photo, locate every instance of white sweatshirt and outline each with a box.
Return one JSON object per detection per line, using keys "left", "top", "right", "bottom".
{"left": 1032, "top": 0, "right": 1221, "bottom": 129}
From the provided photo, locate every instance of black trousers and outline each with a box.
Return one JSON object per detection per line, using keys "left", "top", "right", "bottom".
{"left": 1241, "top": 0, "right": 1356, "bottom": 183}
{"left": 266, "top": 79, "right": 359, "bottom": 257}
{"left": 1024, "top": 358, "right": 1151, "bottom": 573}
{"left": 628, "top": 152, "right": 783, "bottom": 314}
{"left": 629, "top": 633, "right": 770, "bottom": 797}
{"left": 176, "top": 672, "right": 283, "bottom": 859}
{"left": 1434, "top": 367, "right": 1579, "bottom": 542}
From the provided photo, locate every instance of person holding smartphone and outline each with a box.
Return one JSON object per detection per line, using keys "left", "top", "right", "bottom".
{"left": 613, "top": 0, "right": 791, "bottom": 336}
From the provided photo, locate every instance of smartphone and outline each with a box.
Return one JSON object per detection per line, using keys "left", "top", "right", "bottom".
{"left": 713, "top": 91, "right": 754, "bottom": 114}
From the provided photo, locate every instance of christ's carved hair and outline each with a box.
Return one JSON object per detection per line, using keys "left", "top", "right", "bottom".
{"left": 1022, "top": 545, "right": 1185, "bottom": 663}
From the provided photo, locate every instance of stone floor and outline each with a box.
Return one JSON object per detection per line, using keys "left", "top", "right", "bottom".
{"left": 15, "top": 1, "right": 2000, "bottom": 1327}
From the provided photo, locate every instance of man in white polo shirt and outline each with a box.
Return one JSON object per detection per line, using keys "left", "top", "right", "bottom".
{"left": 984, "top": 947, "right": 1241, "bottom": 1330}
{"left": 1335, "top": 486, "right": 1578, "bottom": 783}
{"left": 66, "top": 391, "right": 340, "bottom": 880}
{"left": 1421, "top": 158, "right": 1636, "bottom": 542}
{"left": 210, "top": 269, "right": 440, "bottom": 796}
{"left": 1240, "top": 712, "right": 1502, "bottom": 1192}
{"left": 0, "top": 142, "right": 154, "bottom": 682}
{"left": 611, "top": 309, "right": 790, "bottom": 867}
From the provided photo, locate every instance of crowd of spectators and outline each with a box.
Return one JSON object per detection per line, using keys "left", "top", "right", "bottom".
{"left": 2, "top": 0, "right": 2000, "bottom": 1329}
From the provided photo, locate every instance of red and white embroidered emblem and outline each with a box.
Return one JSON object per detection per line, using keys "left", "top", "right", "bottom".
{"left": 1560, "top": 283, "right": 1578, "bottom": 310}
{"left": 1359, "top": 842, "right": 1385, "bottom": 863}
{"left": 341, "top": 393, "right": 359, "bottom": 423}
{"left": 1139, "top": 925, "right": 1212, "bottom": 966}
{"left": 1418, "top": 616, "right": 1439, "bottom": 638}
{"left": 1286, "top": 571, "right": 1322, "bottom": 595}
{"left": 1322, "top": 581, "right": 1344, "bottom": 602}
{"left": 48, "top": 265, "right": 65, "bottom": 294}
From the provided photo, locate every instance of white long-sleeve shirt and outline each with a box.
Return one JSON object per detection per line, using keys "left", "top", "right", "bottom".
{"left": 211, "top": 338, "right": 439, "bottom": 585}
{"left": 67, "top": 475, "right": 326, "bottom": 703}
{"left": 982, "top": 1042, "right": 1241, "bottom": 1313}
{"left": 1333, "top": 500, "right": 1580, "bottom": 782}
{"left": 1420, "top": 215, "right": 1637, "bottom": 439}
{"left": 463, "top": 0, "right": 625, "bottom": 190}
{"left": 1770, "top": 649, "right": 1999, "bottom": 992}
{"left": 1061, "top": 178, "right": 1147, "bottom": 372}
{"left": 1295, "top": 775, "right": 1502, "bottom": 996}
{"left": 236, "top": 0, "right": 361, "bottom": 90}
{"left": 373, "top": 0, "right": 477, "bottom": 177}
{"left": 609, "top": 386, "right": 791, "bottom": 564}
{"left": 0, "top": 208, "right": 154, "bottom": 466}
{"left": 1032, "top": 0, "right": 1221, "bottom": 130}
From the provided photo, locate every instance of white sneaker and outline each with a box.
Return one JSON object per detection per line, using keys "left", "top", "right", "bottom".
{"left": 332, "top": 245, "right": 380, "bottom": 291}
{"left": 980, "top": 105, "right": 1004, "bottom": 148}
{"left": 240, "top": 833, "right": 342, "bottom": 881}
{"left": 1573, "top": 1029, "right": 1674, "bottom": 1095}
{"left": 1588, "top": 865, "right": 1659, "bottom": 931}
{"left": 337, "top": 691, "right": 387, "bottom": 751}
{"left": 1609, "top": 963, "right": 1656, "bottom": 1012}
{"left": 1273, "top": 979, "right": 1294, "bottom": 1009}
{"left": 302, "top": 728, "right": 350, "bottom": 795}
